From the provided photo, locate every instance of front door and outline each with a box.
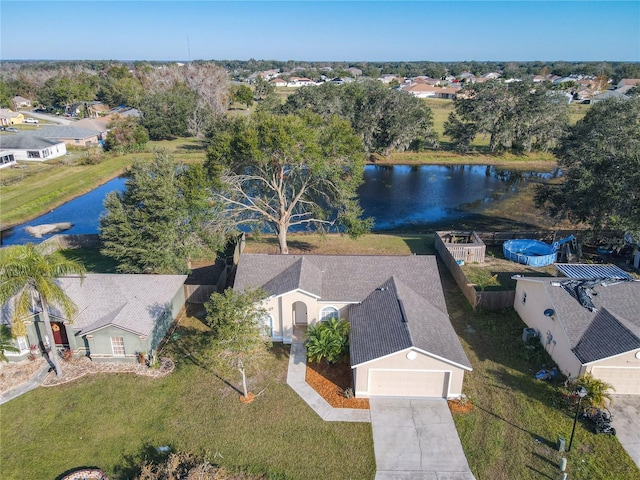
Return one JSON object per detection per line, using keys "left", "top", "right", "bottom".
{"left": 293, "top": 302, "right": 308, "bottom": 325}
{"left": 51, "top": 322, "right": 69, "bottom": 346}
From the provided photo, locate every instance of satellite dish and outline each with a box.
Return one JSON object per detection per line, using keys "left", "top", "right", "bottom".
{"left": 544, "top": 308, "right": 555, "bottom": 317}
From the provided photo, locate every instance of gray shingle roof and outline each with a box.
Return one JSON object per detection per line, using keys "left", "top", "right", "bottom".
{"left": 22, "top": 125, "right": 101, "bottom": 140}
{"left": 0, "top": 135, "right": 63, "bottom": 150}
{"left": 235, "top": 254, "right": 471, "bottom": 368}
{"left": 521, "top": 278, "right": 640, "bottom": 362}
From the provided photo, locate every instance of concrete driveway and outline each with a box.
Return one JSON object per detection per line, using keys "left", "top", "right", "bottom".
{"left": 370, "top": 398, "right": 475, "bottom": 480}
{"left": 609, "top": 395, "right": 640, "bottom": 469}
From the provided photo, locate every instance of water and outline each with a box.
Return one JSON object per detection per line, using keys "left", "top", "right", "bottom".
{"left": 1, "top": 177, "right": 127, "bottom": 246}
{"left": 358, "top": 164, "right": 559, "bottom": 229}
{"left": 1, "top": 165, "right": 559, "bottom": 245}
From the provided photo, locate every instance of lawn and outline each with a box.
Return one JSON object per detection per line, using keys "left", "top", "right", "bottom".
{"left": 2, "top": 233, "right": 638, "bottom": 480}
{"left": 0, "top": 315, "right": 375, "bottom": 480}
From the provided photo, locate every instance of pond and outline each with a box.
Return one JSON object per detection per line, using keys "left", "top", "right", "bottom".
{"left": 0, "top": 165, "right": 559, "bottom": 245}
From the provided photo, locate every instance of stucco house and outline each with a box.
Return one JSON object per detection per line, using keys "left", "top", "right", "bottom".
{"left": 0, "top": 135, "right": 67, "bottom": 161}
{"left": 0, "top": 109, "right": 24, "bottom": 126}
{"left": 12, "top": 96, "right": 31, "bottom": 109}
{"left": 2, "top": 274, "right": 187, "bottom": 363}
{"left": 23, "top": 125, "right": 101, "bottom": 146}
{"left": 233, "top": 254, "right": 472, "bottom": 398}
{"left": 514, "top": 276, "right": 640, "bottom": 395}
{"left": 0, "top": 150, "right": 17, "bottom": 168}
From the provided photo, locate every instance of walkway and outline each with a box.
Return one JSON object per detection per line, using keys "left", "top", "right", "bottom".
{"left": 610, "top": 395, "right": 640, "bottom": 469}
{"left": 0, "top": 363, "right": 51, "bottom": 405}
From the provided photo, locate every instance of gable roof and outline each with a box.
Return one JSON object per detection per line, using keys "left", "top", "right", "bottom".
{"left": 48, "top": 274, "right": 186, "bottom": 336}
{"left": 349, "top": 276, "right": 471, "bottom": 369}
{"left": 235, "top": 254, "right": 470, "bottom": 368}
{"left": 22, "top": 125, "right": 101, "bottom": 140}
{"left": 517, "top": 277, "right": 640, "bottom": 363}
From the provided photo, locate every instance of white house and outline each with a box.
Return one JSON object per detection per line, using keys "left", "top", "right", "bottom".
{"left": 0, "top": 135, "right": 67, "bottom": 161}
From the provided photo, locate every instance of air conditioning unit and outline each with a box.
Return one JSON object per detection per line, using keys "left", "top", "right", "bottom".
{"left": 522, "top": 327, "right": 538, "bottom": 343}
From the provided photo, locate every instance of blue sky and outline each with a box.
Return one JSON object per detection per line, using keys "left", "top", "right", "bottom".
{"left": 1, "top": 1, "right": 639, "bottom": 61}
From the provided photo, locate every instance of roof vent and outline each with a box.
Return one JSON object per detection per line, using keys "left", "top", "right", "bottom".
{"left": 544, "top": 308, "right": 555, "bottom": 318}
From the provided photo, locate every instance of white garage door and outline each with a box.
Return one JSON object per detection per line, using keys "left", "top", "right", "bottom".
{"left": 368, "top": 369, "right": 449, "bottom": 397}
{"left": 591, "top": 367, "right": 640, "bottom": 395}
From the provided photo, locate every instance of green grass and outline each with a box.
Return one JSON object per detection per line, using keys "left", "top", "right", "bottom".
{"left": 0, "top": 317, "right": 375, "bottom": 480}
{"left": 59, "top": 247, "right": 119, "bottom": 273}
{"left": 0, "top": 139, "right": 207, "bottom": 229}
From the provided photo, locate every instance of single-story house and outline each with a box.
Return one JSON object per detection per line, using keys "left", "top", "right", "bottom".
{"left": 233, "top": 254, "right": 472, "bottom": 398}
{"left": 0, "top": 109, "right": 24, "bottom": 126}
{"left": 12, "top": 96, "right": 31, "bottom": 109}
{"left": 514, "top": 276, "right": 640, "bottom": 395}
{"left": 0, "top": 135, "right": 67, "bottom": 161}
{"left": 286, "top": 77, "right": 315, "bottom": 87}
{"left": 270, "top": 78, "right": 287, "bottom": 87}
{"left": 23, "top": 125, "right": 102, "bottom": 146}
{"left": 2, "top": 274, "right": 187, "bottom": 363}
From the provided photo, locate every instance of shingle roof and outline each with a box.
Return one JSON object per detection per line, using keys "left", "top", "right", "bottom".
{"left": 0, "top": 135, "right": 64, "bottom": 150}
{"left": 51, "top": 274, "right": 186, "bottom": 336}
{"left": 235, "top": 254, "right": 470, "bottom": 368}
{"left": 22, "top": 125, "right": 101, "bottom": 140}
{"left": 519, "top": 277, "right": 640, "bottom": 362}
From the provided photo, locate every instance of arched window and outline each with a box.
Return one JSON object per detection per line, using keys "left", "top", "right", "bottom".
{"left": 320, "top": 306, "right": 339, "bottom": 322}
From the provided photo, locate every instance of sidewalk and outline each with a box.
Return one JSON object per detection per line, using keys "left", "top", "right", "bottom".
{"left": 286, "top": 342, "right": 370, "bottom": 423}
{"left": 0, "top": 363, "right": 51, "bottom": 405}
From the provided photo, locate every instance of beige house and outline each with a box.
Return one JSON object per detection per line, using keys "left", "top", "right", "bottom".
{"left": 233, "top": 254, "right": 472, "bottom": 398}
{"left": 514, "top": 276, "right": 640, "bottom": 395}
{"left": 0, "top": 109, "right": 24, "bottom": 125}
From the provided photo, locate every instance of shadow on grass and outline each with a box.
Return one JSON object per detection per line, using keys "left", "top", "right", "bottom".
{"left": 112, "top": 442, "right": 173, "bottom": 480}
{"left": 525, "top": 465, "right": 555, "bottom": 480}
{"left": 472, "top": 401, "right": 556, "bottom": 449}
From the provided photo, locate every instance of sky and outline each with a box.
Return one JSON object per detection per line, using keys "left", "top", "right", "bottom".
{"left": 1, "top": 1, "right": 639, "bottom": 62}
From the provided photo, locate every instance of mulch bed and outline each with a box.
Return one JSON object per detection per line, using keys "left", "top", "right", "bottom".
{"left": 306, "top": 359, "right": 369, "bottom": 409}
{"left": 448, "top": 399, "right": 473, "bottom": 413}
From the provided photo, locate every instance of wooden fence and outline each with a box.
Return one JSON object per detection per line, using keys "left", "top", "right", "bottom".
{"left": 436, "top": 233, "right": 515, "bottom": 311}
{"left": 436, "top": 231, "right": 486, "bottom": 263}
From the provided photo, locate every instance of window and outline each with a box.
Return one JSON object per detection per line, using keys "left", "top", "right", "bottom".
{"left": 27, "top": 151, "right": 41, "bottom": 158}
{"left": 111, "top": 337, "right": 125, "bottom": 356}
{"left": 522, "top": 291, "right": 527, "bottom": 305}
{"left": 261, "top": 314, "right": 273, "bottom": 338}
{"left": 16, "top": 336, "right": 29, "bottom": 352}
{"left": 320, "top": 306, "right": 339, "bottom": 322}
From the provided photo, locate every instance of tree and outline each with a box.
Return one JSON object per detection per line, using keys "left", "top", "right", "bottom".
{"left": 100, "top": 150, "right": 228, "bottom": 274}
{"left": 0, "top": 325, "right": 19, "bottom": 362}
{"left": 535, "top": 97, "right": 640, "bottom": 236}
{"left": 232, "top": 84, "right": 254, "bottom": 108}
{"left": 139, "top": 84, "right": 198, "bottom": 140}
{"left": 446, "top": 81, "right": 568, "bottom": 153}
{"left": 204, "top": 287, "right": 269, "bottom": 400}
{"left": 0, "top": 244, "right": 86, "bottom": 377}
{"left": 205, "top": 112, "right": 372, "bottom": 254}
{"left": 281, "top": 80, "right": 438, "bottom": 155}
{"left": 572, "top": 372, "right": 614, "bottom": 409}
{"left": 104, "top": 115, "right": 149, "bottom": 152}
{"left": 253, "top": 75, "right": 275, "bottom": 100}
{"left": 305, "top": 318, "right": 349, "bottom": 364}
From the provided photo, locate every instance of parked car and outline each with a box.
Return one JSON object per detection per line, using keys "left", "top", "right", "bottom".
{"left": 24, "top": 118, "right": 39, "bottom": 124}
{"left": 4, "top": 127, "right": 19, "bottom": 133}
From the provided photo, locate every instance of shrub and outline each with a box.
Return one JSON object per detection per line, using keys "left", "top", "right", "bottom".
{"left": 305, "top": 318, "right": 349, "bottom": 364}
{"left": 571, "top": 372, "right": 615, "bottom": 409}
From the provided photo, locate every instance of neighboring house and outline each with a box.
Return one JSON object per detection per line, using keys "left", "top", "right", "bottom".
{"left": 2, "top": 274, "right": 187, "bottom": 363}
{"left": 514, "top": 274, "right": 640, "bottom": 395}
{"left": 347, "top": 67, "right": 362, "bottom": 77}
{"left": 23, "top": 125, "right": 101, "bottom": 146}
{"left": 74, "top": 118, "right": 110, "bottom": 142}
{"left": 286, "top": 77, "right": 315, "bottom": 87}
{"left": 379, "top": 74, "right": 404, "bottom": 84}
{"left": 0, "top": 109, "right": 24, "bottom": 126}
{"left": 270, "top": 78, "right": 287, "bottom": 87}
{"left": 0, "top": 135, "right": 67, "bottom": 161}
{"left": 402, "top": 84, "right": 461, "bottom": 99}
{"left": 12, "top": 96, "right": 31, "bottom": 109}
{"left": 617, "top": 78, "right": 640, "bottom": 89}
{"left": 233, "top": 254, "right": 472, "bottom": 398}
{"left": 0, "top": 149, "right": 17, "bottom": 168}
{"left": 591, "top": 90, "right": 629, "bottom": 103}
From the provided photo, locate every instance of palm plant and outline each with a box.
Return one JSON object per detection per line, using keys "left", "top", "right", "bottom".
{"left": 0, "top": 244, "right": 85, "bottom": 377}
{"left": 572, "top": 372, "right": 615, "bottom": 409}
{"left": 305, "top": 318, "right": 349, "bottom": 364}
{"left": 0, "top": 325, "right": 19, "bottom": 362}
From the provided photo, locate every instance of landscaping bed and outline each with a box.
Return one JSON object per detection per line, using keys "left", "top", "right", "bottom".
{"left": 306, "top": 360, "right": 369, "bottom": 409}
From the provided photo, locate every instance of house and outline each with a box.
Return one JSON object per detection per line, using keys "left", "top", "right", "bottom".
{"left": 73, "top": 118, "right": 110, "bottom": 142}
{"left": 0, "top": 135, "right": 67, "bottom": 161}
{"left": 0, "top": 109, "right": 24, "bottom": 126}
{"left": 270, "top": 78, "right": 287, "bottom": 87}
{"left": 12, "top": 96, "right": 31, "bottom": 109}
{"left": 379, "top": 74, "right": 403, "bottom": 84}
{"left": 2, "top": 274, "right": 187, "bottom": 363}
{"left": 233, "top": 254, "right": 472, "bottom": 398}
{"left": 22, "top": 125, "right": 101, "bottom": 146}
{"left": 347, "top": 67, "right": 362, "bottom": 77}
{"left": 286, "top": 77, "right": 315, "bottom": 87}
{"left": 514, "top": 275, "right": 640, "bottom": 395}
{"left": 617, "top": 78, "right": 640, "bottom": 89}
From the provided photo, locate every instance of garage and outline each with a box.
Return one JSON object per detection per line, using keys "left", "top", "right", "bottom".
{"left": 368, "top": 369, "right": 450, "bottom": 398}
{"left": 591, "top": 367, "right": 640, "bottom": 395}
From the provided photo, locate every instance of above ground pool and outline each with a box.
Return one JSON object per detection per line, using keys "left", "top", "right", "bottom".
{"left": 503, "top": 236, "right": 575, "bottom": 267}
